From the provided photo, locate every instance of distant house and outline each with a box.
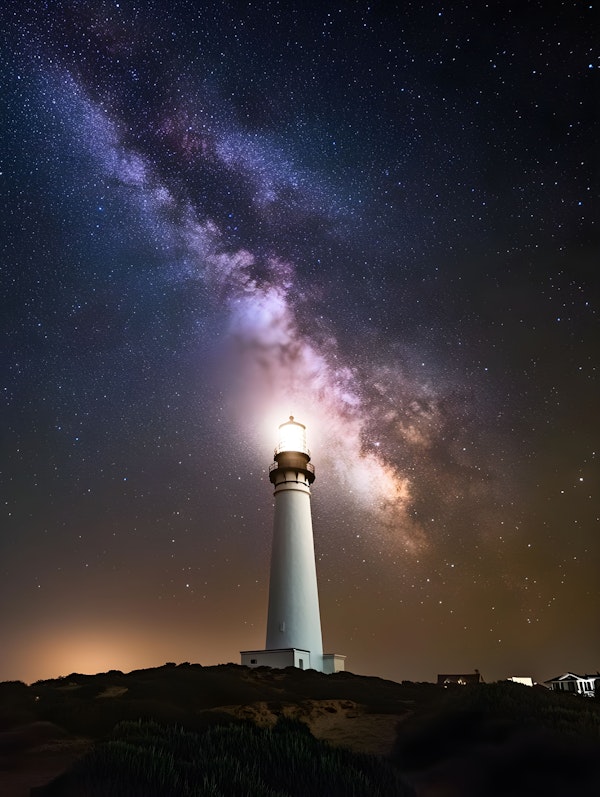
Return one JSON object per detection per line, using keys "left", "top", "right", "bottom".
{"left": 544, "top": 672, "right": 599, "bottom": 697}
{"left": 437, "top": 671, "right": 484, "bottom": 687}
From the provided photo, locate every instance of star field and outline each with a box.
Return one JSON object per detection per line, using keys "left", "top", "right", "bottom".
{"left": 1, "top": 1, "right": 598, "bottom": 684}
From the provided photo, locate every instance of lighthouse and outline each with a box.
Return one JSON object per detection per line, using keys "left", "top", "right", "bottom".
{"left": 241, "top": 417, "right": 345, "bottom": 673}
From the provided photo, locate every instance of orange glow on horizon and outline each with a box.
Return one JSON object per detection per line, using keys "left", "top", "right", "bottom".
{"left": 6, "top": 623, "right": 234, "bottom": 684}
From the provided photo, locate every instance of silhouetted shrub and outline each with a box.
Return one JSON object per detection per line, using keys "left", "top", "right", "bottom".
{"left": 0, "top": 681, "right": 37, "bottom": 729}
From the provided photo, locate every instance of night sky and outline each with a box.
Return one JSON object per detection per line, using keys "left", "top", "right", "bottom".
{"left": 1, "top": 1, "right": 598, "bottom": 686}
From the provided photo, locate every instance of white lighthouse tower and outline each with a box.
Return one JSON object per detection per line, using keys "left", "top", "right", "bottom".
{"left": 241, "top": 417, "right": 345, "bottom": 673}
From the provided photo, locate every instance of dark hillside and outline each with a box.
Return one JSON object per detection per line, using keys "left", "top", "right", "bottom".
{"left": 2, "top": 666, "right": 599, "bottom": 796}
{"left": 392, "top": 681, "right": 600, "bottom": 796}
{"left": 2, "top": 664, "right": 429, "bottom": 738}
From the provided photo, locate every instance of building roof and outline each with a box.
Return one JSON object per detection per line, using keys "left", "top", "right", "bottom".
{"left": 544, "top": 672, "right": 600, "bottom": 683}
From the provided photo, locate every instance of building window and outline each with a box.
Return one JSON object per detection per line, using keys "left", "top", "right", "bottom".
{"left": 298, "top": 659, "right": 304, "bottom": 669}
{"left": 250, "top": 659, "right": 257, "bottom": 664}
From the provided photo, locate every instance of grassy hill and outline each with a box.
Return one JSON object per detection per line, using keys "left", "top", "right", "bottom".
{"left": 1, "top": 664, "right": 599, "bottom": 796}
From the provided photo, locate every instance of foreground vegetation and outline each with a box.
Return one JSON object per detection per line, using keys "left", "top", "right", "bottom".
{"left": 37, "top": 717, "right": 413, "bottom": 796}
{"left": 2, "top": 664, "right": 599, "bottom": 796}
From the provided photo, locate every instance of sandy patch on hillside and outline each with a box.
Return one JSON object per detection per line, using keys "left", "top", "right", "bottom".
{"left": 221, "top": 699, "right": 408, "bottom": 756}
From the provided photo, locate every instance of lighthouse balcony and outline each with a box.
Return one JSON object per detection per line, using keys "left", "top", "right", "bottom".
{"left": 269, "top": 460, "right": 315, "bottom": 475}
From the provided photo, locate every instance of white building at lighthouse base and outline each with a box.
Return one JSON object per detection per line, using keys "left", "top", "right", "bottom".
{"left": 241, "top": 648, "right": 345, "bottom": 673}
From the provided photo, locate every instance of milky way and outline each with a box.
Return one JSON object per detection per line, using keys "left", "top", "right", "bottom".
{"left": 2, "top": 1, "right": 598, "bottom": 684}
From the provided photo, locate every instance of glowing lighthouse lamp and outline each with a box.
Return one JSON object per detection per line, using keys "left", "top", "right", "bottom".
{"left": 241, "top": 416, "right": 345, "bottom": 673}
